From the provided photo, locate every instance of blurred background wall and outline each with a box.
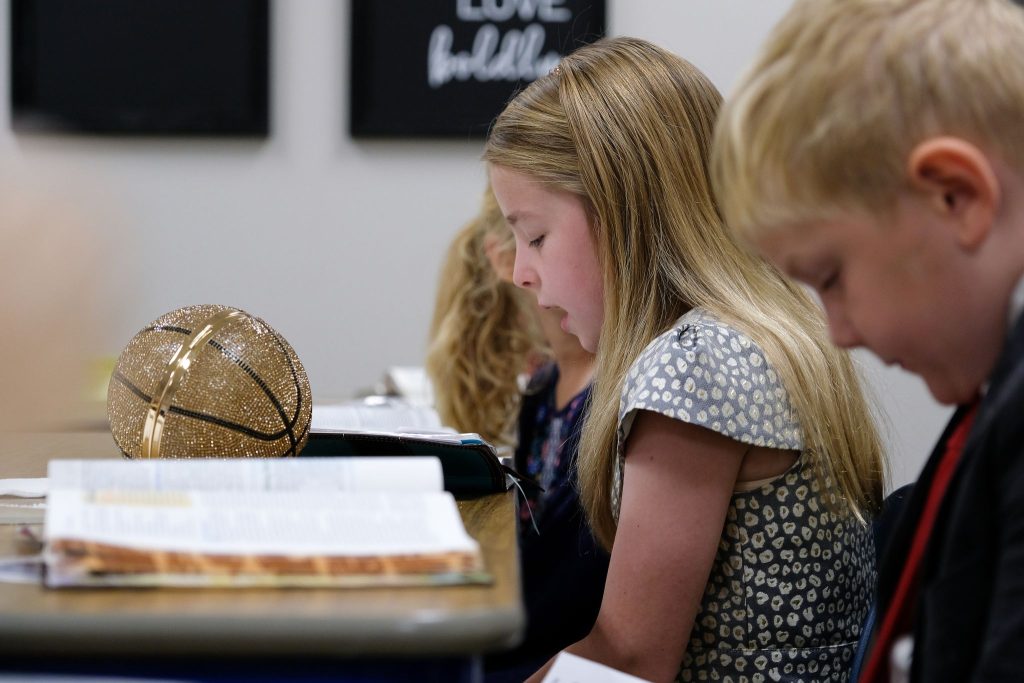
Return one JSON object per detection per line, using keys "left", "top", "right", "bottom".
{"left": 0, "top": 1, "right": 949, "bottom": 487}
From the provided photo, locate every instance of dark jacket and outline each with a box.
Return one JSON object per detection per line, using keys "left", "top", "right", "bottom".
{"left": 484, "top": 365, "right": 609, "bottom": 682}
{"left": 868, "top": 314, "right": 1024, "bottom": 682}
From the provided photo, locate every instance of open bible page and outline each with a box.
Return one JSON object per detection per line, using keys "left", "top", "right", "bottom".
{"left": 47, "top": 457, "right": 444, "bottom": 495}
{"left": 44, "top": 488, "right": 486, "bottom": 587}
{"left": 311, "top": 400, "right": 448, "bottom": 434}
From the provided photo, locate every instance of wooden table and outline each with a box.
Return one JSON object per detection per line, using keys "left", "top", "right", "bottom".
{"left": 0, "top": 431, "right": 524, "bottom": 681}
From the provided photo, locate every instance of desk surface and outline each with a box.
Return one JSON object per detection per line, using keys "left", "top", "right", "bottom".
{"left": 0, "top": 431, "right": 524, "bottom": 657}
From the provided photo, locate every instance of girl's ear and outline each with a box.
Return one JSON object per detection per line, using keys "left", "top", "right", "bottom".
{"left": 907, "top": 137, "right": 999, "bottom": 250}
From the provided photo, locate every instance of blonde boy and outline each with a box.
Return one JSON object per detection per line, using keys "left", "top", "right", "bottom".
{"left": 713, "top": 0, "right": 1024, "bottom": 681}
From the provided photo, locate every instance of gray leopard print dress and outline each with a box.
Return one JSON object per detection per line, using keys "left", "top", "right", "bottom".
{"left": 612, "top": 308, "right": 874, "bottom": 682}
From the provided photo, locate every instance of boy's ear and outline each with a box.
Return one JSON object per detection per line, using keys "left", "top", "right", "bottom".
{"left": 906, "top": 137, "right": 999, "bottom": 250}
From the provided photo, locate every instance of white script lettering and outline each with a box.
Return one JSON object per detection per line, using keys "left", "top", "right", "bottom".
{"left": 456, "top": 0, "right": 571, "bottom": 23}
{"left": 428, "top": 23, "right": 562, "bottom": 89}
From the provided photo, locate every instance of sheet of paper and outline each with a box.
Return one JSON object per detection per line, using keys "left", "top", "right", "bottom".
{"left": 383, "top": 366, "right": 435, "bottom": 407}
{"left": 0, "top": 477, "right": 48, "bottom": 497}
{"left": 0, "top": 554, "right": 44, "bottom": 584}
{"left": 0, "top": 501, "right": 46, "bottom": 524}
{"left": 47, "top": 457, "right": 443, "bottom": 494}
{"left": 312, "top": 400, "right": 446, "bottom": 433}
{"left": 308, "top": 428, "right": 481, "bottom": 445}
{"left": 542, "top": 652, "right": 653, "bottom": 683}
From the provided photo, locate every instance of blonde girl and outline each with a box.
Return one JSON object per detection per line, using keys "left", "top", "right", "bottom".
{"left": 485, "top": 37, "right": 885, "bottom": 682}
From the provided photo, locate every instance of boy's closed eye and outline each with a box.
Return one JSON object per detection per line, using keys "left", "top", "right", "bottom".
{"left": 529, "top": 234, "right": 546, "bottom": 249}
{"left": 789, "top": 257, "right": 840, "bottom": 293}
{"left": 818, "top": 269, "right": 840, "bottom": 292}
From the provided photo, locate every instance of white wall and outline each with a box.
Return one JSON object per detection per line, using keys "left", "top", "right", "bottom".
{"left": 0, "top": 1, "right": 949, "bottom": 488}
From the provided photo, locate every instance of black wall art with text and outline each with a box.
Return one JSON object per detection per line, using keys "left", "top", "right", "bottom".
{"left": 10, "top": 0, "right": 269, "bottom": 136}
{"left": 350, "top": 0, "right": 605, "bottom": 138}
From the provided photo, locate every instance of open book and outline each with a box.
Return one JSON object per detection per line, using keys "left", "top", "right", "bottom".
{"left": 308, "top": 398, "right": 527, "bottom": 497}
{"left": 311, "top": 396, "right": 449, "bottom": 435}
{"left": 43, "top": 458, "right": 488, "bottom": 588}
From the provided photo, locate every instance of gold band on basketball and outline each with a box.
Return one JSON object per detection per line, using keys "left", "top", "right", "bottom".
{"left": 107, "top": 305, "right": 313, "bottom": 460}
{"left": 141, "top": 309, "right": 245, "bottom": 459}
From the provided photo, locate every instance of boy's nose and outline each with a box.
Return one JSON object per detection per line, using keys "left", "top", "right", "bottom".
{"left": 825, "top": 304, "right": 862, "bottom": 349}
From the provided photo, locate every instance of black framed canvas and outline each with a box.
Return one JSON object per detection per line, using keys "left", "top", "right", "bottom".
{"left": 10, "top": 0, "right": 270, "bottom": 136}
{"left": 350, "top": 0, "right": 606, "bottom": 138}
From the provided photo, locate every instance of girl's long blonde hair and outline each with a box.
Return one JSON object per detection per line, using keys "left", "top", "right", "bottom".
{"left": 485, "top": 37, "right": 885, "bottom": 548}
{"left": 425, "top": 186, "right": 546, "bottom": 448}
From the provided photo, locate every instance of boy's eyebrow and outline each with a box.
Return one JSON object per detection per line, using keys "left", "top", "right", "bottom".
{"left": 783, "top": 257, "right": 803, "bottom": 276}
{"left": 781, "top": 256, "right": 813, "bottom": 280}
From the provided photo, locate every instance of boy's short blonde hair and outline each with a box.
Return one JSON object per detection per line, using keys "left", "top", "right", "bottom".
{"left": 713, "top": 0, "right": 1024, "bottom": 241}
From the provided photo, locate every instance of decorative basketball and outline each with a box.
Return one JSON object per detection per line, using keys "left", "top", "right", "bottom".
{"left": 107, "top": 305, "right": 312, "bottom": 459}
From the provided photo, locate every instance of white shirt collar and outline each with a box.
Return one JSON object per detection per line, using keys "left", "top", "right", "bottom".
{"left": 1010, "top": 273, "right": 1024, "bottom": 333}
{"left": 983, "top": 273, "right": 1024, "bottom": 398}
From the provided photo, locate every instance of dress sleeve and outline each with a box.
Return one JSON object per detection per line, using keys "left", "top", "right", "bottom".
{"left": 618, "top": 316, "right": 804, "bottom": 452}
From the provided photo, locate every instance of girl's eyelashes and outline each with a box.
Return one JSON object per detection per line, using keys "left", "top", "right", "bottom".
{"left": 528, "top": 234, "right": 546, "bottom": 249}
